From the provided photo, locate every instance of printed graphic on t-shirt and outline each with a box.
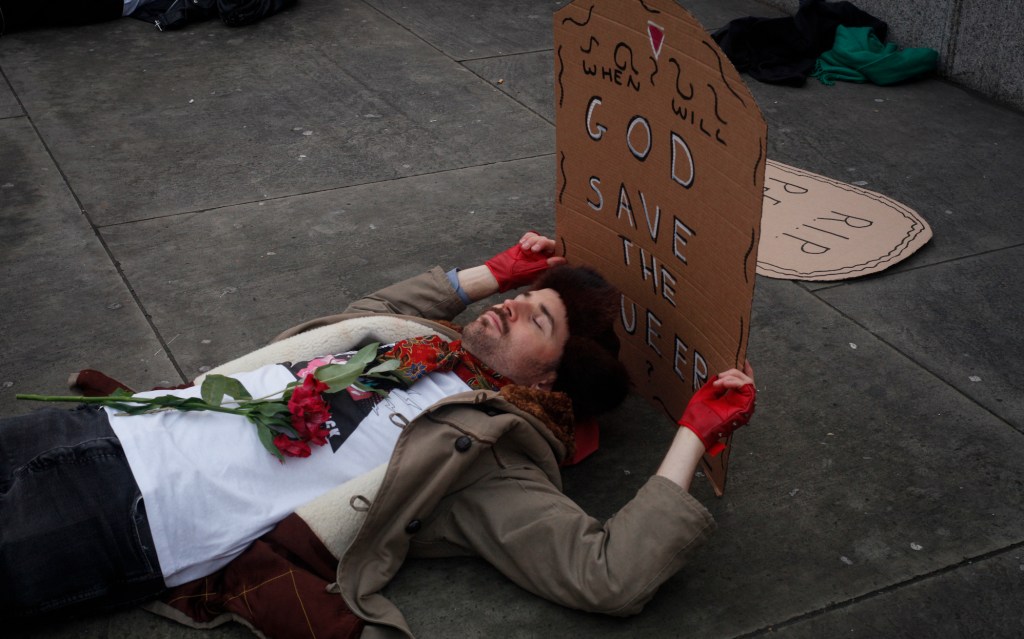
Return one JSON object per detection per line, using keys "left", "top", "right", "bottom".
{"left": 288, "top": 345, "right": 401, "bottom": 453}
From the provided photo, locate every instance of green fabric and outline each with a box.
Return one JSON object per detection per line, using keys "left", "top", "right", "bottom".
{"left": 813, "top": 25, "right": 938, "bottom": 86}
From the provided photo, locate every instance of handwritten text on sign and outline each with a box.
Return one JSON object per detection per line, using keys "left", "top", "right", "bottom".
{"left": 554, "top": 0, "right": 767, "bottom": 418}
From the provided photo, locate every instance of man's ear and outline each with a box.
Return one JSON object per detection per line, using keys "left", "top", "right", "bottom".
{"left": 531, "top": 374, "right": 556, "bottom": 392}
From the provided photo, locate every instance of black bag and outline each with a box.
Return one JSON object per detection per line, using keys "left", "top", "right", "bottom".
{"left": 132, "top": 0, "right": 217, "bottom": 31}
{"left": 217, "top": 0, "right": 296, "bottom": 27}
{"left": 131, "top": 0, "right": 295, "bottom": 31}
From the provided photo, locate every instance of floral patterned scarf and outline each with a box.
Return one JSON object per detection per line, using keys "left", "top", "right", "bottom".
{"left": 381, "top": 335, "right": 509, "bottom": 391}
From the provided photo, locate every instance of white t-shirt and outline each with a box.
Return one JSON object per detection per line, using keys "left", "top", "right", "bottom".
{"left": 108, "top": 362, "right": 470, "bottom": 587}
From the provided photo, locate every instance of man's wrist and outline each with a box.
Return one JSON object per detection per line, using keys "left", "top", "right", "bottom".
{"left": 451, "top": 265, "right": 500, "bottom": 302}
{"left": 445, "top": 268, "right": 473, "bottom": 305}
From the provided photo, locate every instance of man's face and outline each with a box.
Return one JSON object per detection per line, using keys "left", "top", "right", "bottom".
{"left": 461, "top": 288, "right": 569, "bottom": 388}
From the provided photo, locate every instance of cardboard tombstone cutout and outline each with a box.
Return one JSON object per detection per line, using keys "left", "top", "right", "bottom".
{"left": 757, "top": 160, "right": 933, "bottom": 280}
{"left": 554, "top": 0, "right": 766, "bottom": 495}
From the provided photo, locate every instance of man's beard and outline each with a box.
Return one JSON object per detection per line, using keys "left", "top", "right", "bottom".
{"left": 461, "top": 306, "right": 509, "bottom": 369}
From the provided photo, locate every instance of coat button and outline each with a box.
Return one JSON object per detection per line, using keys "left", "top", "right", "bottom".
{"left": 454, "top": 435, "right": 472, "bottom": 452}
{"left": 405, "top": 519, "right": 422, "bottom": 534}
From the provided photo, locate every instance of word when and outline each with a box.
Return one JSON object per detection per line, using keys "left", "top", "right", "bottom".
{"left": 582, "top": 41, "right": 642, "bottom": 92}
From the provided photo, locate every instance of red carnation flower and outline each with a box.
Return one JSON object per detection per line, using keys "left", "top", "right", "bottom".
{"left": 273, "top": 434, "right": 311, "bottom": 458}
{"left": 288, "top": 374, "right": 332, "bottom": 446}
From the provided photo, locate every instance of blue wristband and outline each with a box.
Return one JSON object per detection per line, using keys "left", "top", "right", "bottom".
{"left": 446, "top": 268, "right": 472, "bottom": 305}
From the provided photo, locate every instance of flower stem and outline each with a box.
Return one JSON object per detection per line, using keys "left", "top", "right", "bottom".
{"left": 15, "top": 394, "right": 248, "bottom": 417}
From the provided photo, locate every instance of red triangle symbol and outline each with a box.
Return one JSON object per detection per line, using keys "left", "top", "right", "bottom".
{"left": 648, "top": 22, "right": 665, "bottom": 59}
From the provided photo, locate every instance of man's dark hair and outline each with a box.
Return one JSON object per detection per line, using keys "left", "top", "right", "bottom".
{"left": 532, "top": 265, "right": 630, "bottom": 419}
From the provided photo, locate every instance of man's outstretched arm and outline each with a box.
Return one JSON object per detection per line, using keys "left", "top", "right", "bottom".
{"left": 454, "top": 232, "right": 566, "bottom": 301}
{"left": 657, "top": 363, "right": 756, "bottom": 491}
{"left": 342, "top": 232, "right": 564, "bottom": 318}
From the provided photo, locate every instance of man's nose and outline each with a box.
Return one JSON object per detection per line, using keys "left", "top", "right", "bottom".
{"left": 502, "top": 298, "right": 521, "bottom": 321}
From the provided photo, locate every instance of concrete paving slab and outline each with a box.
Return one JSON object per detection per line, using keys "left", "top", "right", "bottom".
{"left": 815, "top": 245, "right": 1024, "bottom": 430}
{"left": 463, "top": 52, "right": 555, "bottom": 123}
{"left": 768, "top": 547, "right": 1024, "bottom": 638}
{"left": 0, "top": 75, "right": 22, "bottom": 119}
{"left": 748, "top": 77, "right": 1024, "bottom": 276}
{"left": 0, "top": 118, "right": 179, "bottom": 418}
{"left": 0, "top": 0, "right": 551, "bottom": 225}
{"left": 367, "top": 0, "right": 563, "bottom": 60}
{"left": 99, "top": 157, "right": 556, "bottom": 378}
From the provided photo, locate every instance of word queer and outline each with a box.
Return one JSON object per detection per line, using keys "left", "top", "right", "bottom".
{"left": 620, "top": 295, "right": 709, "bottom": 391}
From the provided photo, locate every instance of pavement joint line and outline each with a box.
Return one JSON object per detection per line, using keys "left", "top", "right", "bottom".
{"left": 0, "top": 65, "right": 29, "bottom": 118}
{"left": 458, "top": 47, "right": 555, "bottom": 63}
{"left": 738, "top": 538, "right": 1024, "bottom": 637}
{"left": 459, "top": 59, "right": 556, "bottom": 126}
{"left": 807, "top": 241, "right": 1024, "bottom": 292}
{"left": 789, "top": 282, "right": 1023, "bottom": 436}
{"left": 359, "top": 0, "right": 557, "bottom": 129}
{"left": 91, "top": 153, "right": 559, "bottom": 229}
{"left": 360, "top": 0, "right": 455, "bottom": 64}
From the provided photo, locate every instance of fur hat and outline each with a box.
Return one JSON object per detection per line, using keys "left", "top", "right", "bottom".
{"left": 532, "top": 266, "right": 630, "bottom": 418}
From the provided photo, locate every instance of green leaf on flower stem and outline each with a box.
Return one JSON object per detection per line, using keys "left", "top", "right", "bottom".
{"left": 169, "top": 397, "right": 220, "bottom": 411}
{"left": 106, "top": 394, "right": 211, "bottom": 415}
{"left": 201, "top": 375, "right": 252, "bottom": 407}
{"left": 106, "top": 401, "right": 159, "bottom": 415}
{"left": 347, "top": 341, "right": 381, "bottom": 369}
{"left": 264, "top": 420, "right": 301, "bottom": 438}
{"left": 314, "top": 342, "right": 381, "bottom": 393}
{"left": 256, "top": 423, "right": 284, "bottom": 461}
{"left": 366, "top": 359, "right": 400, "bottom": 374}
{"left": 312, "top": 365, "right": 363, "bottom": 394}
{"left": 251, "top": 401, "right": 289, "bottom": 418}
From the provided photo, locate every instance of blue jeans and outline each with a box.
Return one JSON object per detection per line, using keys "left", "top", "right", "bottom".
{"left": 0, "top": 405, "right": 165, "bottom": 619}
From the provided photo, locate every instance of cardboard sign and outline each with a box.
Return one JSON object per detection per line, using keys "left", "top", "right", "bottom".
{"left": 758, "top": 160, "right": 933, "bottom": 280}
{"left": 553, "top": 1, "right": 766, "bottom": 426}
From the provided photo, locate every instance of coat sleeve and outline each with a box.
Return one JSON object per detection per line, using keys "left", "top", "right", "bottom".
{"left": 342, "top": 267, "right": 466, "bottom": 320}
{"left": 435, "top": 465, "right": 716, "bottom": 616}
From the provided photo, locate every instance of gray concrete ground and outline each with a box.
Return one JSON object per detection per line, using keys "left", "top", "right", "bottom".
{"left": 2, "top": 0, "right": 1022, "bottom": 637}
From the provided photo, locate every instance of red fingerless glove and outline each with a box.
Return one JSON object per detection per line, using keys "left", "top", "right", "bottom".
{"left": 485, "top": 240, "right": 551, "bottom": 292}
{"left": 677, "top": 375, "right": 756, "bottom": 456}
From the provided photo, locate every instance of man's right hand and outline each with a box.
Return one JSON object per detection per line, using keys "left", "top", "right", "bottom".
{"left": 485, "top": 232, "right": 567, "bottom": 292}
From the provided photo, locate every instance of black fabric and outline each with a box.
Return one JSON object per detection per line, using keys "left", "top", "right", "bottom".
{"left": 130, "top": 0, "right": 216, "bottom": 30}
{"left": 218, "top": 0, "right": 295, "bottom": 27}
{"left": 0, "top": 0, "right": 123, "bottom": 35}
{"left": 0, "top": 406, "right": 166, "bottom": 620}
{"left": 713, "top": 0, "right": 888, "bottom": 86}
{"left": 130, "top": 0, "right": 296, "bottom": 30}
